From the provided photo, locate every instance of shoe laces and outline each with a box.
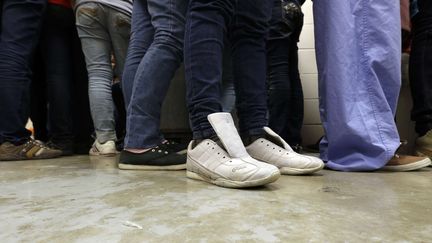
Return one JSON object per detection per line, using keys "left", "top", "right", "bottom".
{"left": 394, "top": 140, "right": 408, "bottom": 159}
{"left": 151, "top": 145, "right": 169, "bottom": 155}
{"left": 24, "top": 139, "right": 50, "bottom": 151}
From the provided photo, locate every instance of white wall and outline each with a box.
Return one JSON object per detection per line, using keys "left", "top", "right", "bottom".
{"left": 298, "top": 1, "right": 323, "bottom": 146}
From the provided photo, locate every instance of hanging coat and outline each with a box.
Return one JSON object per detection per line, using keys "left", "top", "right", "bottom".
{"left": 313, "top": 0, "right": 402, "bottom": 171}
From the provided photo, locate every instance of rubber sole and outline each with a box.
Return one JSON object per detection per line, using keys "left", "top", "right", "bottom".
{"left": 89, "top": 150, "right": 118, "bottom": 157}
{"left": 382, "top": 157, "right": 431, "bottom": 172}
{"left": 186, "top": 170, "right": 280, "bottom": 188}
{"left": 0, "top": 153, "right": 61, "bottom": 161}
{"left": 118, "top": 163, "right": 186, "bottom": 171}
{"left": 414, "top": 149, "right": 432, "bottom": 167}
{"left": 279, "top": 162, "right": 325, "bottom": 175}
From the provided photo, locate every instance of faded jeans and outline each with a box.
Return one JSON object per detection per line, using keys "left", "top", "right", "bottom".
{"left": 76, "top": 3, "right": 131, "bottom": 143}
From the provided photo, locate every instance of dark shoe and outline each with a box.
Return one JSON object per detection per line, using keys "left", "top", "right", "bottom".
{"left": 118, "top": 141, "right": 187, "bottom": 170}
{"left": 0, "top": 139, "right": 62, "bottom": 161}
{"left": 46, "top": 140, "right": 74, "bottom": 156}
{"left": 303, "top": 137, "right": 322, "bottom": 153}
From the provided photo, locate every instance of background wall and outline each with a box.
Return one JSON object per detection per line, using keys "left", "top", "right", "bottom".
{"left": 298, "top": 1, "right": 322, "bottom": 146}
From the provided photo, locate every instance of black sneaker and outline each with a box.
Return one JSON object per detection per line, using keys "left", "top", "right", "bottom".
{"left": 0, "top": 138, "right": 62, "bottom": 161}
{"left": 118, "top": 141, "right": 187, "bottom": 170}
{"left": 46, "top": 140, "right": 74, "bottom": 156}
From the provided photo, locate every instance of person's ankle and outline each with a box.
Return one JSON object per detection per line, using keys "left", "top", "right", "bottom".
{"left": 241, "top": 134, "right": 266, "bottom": 146}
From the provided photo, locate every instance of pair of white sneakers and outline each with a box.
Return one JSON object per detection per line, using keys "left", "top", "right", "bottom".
{"left": 187, "top": 113, "right": 324, "bottom": 188}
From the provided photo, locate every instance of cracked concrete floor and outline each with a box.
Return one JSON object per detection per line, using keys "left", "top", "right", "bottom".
{"left": 1, "top": 155, "right": 431, "bottom": 242}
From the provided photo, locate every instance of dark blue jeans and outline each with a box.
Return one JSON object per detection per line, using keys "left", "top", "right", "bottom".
{"left": 267, "top": 0, "right": 304, "bottom": 145}
{"left": 122, "top": 0, "right": 188, "bottom": 149}
{"left": 410, "top": 0, "right": 432, "bottom": 136}
{"left": 41, "top": 4, "right": 75, "bottom": 144}
{"left": 0, "top": 0, "right": 46, "bottom": 145}
{"left": 185, "top": 0, "right": 272, "bottom": 139}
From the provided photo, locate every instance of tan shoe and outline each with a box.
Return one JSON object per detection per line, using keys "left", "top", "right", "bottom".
{"left": 382, "top": 154, "right": 431, "bottom": 172}
{"left": 415, "top": 130, "right": 432, "bottom": 161}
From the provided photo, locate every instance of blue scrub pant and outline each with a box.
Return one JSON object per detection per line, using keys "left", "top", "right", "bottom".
{"left": 313, "top": 0, "right": 401, "bottom": 171}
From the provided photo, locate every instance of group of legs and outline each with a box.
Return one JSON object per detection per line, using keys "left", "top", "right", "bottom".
{"left": 119, "top": 0, "right": 431, "bottom": 189}
{"left": 1, "top": 0, "right": 431, "bottom": 189}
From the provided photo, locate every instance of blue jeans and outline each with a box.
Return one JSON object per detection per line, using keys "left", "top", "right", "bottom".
{"left": 0, "top": 0, "right": 46, "bottom": 145}
{"left": 267, "top": 0, "right": 304, "bottom": 146}
{"left": 76, "top": 3, "right": 131, "bottom": 143}
{"left": 41, "top": 4, "right": 76, "bottom": 144}
{"left": 221, "top": 46, "right": 236, "bottom": 112}
{"left": 122, "top": 0, "right": 188, "bottom": 149}
{"left": 185, "top": 0, "right": 272, "bottom": 139}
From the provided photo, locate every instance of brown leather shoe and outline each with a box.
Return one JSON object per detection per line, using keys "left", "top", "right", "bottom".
{"left": 0, "top": 139, "right": 62, "bottom": 161}
{"left": 382, "top": 154, "right": 431, "bottom": 172}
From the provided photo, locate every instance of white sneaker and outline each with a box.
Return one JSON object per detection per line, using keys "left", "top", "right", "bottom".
{"left": 187, "top": 113, "right": 280, "bottom": 188}
{"left": 89, "top": 140, "right": 117, "bottom": 156}
{"left": 246, "top": 127, "right": 324, "bottom": 175}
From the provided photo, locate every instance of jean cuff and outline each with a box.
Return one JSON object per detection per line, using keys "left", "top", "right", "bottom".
{"left": 95, "top": 130, "right": 117, "bottom": 144}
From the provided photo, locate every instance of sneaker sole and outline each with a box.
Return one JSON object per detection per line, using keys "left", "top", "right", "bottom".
{"left": 414, "top": 149, "right": 432, "bottom": 167}
{"left": 89, "top": 150, "right": 118, "bottom": 156}
{"left": 186, "top": 170, "right": 280, "bottom": 188}
{"left": 279, "top": 162, "right": 325, "bottom": 175}
{"left": 118, "top": 163, "right": 186, "bottom": 171}
{"left": 0, "top": 153, "right": 61, "bottom": 161}
{"left": 382, "top": 157, "right": 432, "bottom": 172}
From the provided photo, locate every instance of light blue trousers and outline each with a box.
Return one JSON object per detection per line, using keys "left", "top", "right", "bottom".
{"left": 313, "top": 0, "right": 401, "bottom": 171}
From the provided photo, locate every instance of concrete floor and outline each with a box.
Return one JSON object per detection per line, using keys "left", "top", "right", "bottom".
{"left": 1, "top": 156, "right": 431, "bottom": 242}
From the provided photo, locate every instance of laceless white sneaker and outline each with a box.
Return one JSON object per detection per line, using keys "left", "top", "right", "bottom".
{"left": 89, "top": 140, "right": 117, "bottom": 156}
{"left": 246, "top": 127, "right": 324, "bottom": 175}
{"left": 187, "top": 139, "right": 280, "bottom": 188}
{"left": 186, "top": 113, "right": 280, "bottom": 188}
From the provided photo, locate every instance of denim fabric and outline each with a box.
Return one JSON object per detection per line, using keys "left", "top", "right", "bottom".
{"left": 41, "top": 4, "right": 76, "bottom": 144}
{"left": 411, "top": 0, "right": 419, "bottom": 18}
{"left": 410, "top": 0, "right": 432, "bottom": 136}
{"left": 314, "top": 0, "right": 401, "bottom": 171}
{"left": 185, "top": 0, "right": 272, "bottom": 139}
{"left": 76, "top": 2, "right": 131, "bottom": 143}
{"left": 0, "top": 0, "right": 46, "bottom": 145}
{"left": 121, "top": 0, "right": 188, "bottom": 149}
{"left": 267, "top": 0, "right": 304, "bottom": 146}
{"left": 221, "top": 46, "right": 236, "bottom": 112}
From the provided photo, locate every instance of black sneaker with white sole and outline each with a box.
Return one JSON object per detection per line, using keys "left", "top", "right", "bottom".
{"left": 118, "top": 141, "right": 187, "bottom": 170}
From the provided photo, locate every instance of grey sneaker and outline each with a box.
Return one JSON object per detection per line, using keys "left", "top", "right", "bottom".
{"left": 0, "top": 139, "right": 62, "bottom": 161}
{"left": 246, "top": 127, "right": 324, "bottom": 175}
{"left": 415, "top": 130, "right": 432, "bottom": 165}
